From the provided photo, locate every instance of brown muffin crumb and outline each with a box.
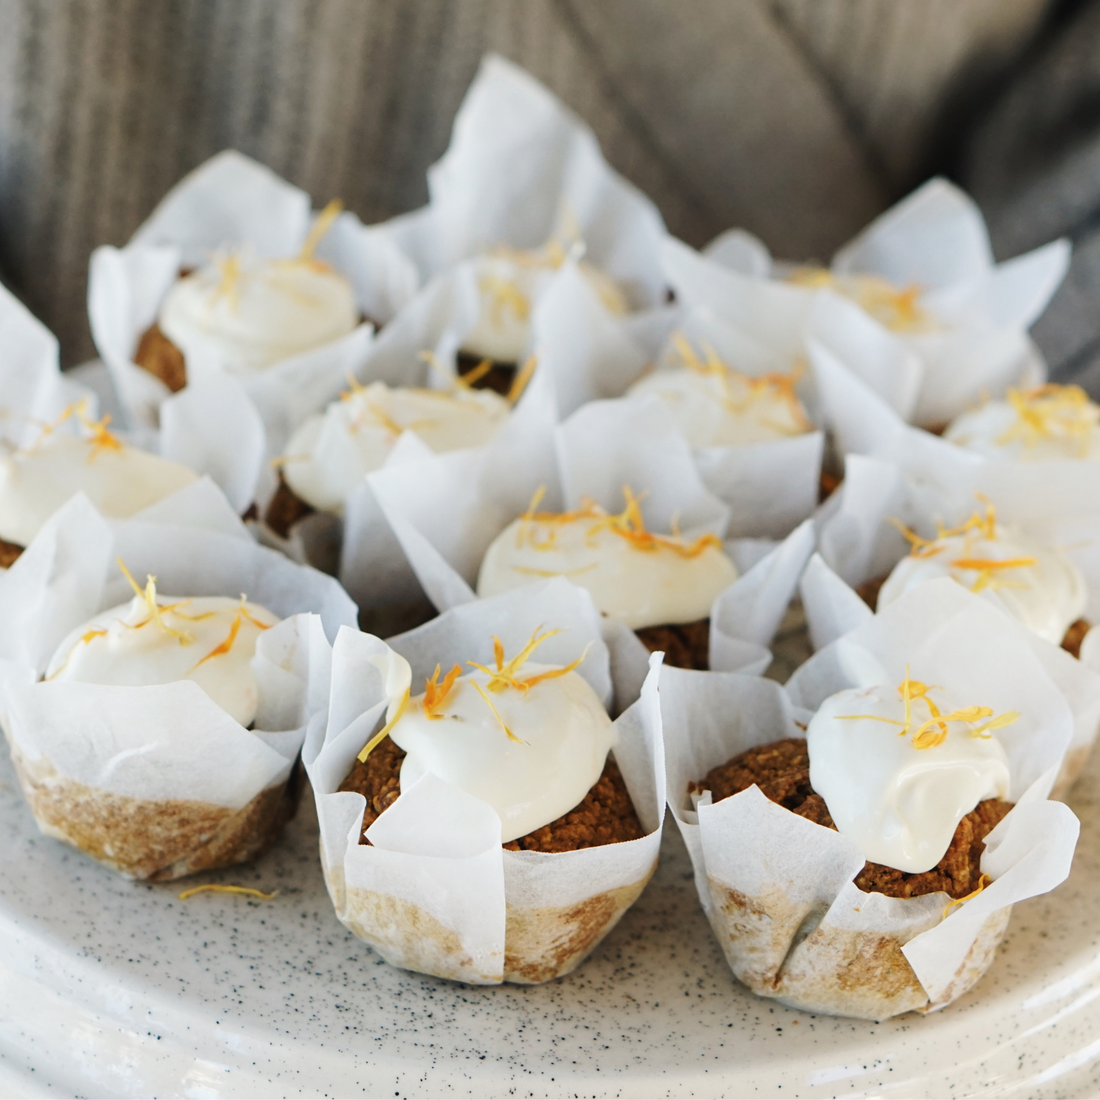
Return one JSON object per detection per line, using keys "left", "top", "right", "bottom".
{"left": 134, "top": 322, "right": 187, "bottom": 393}
{"left": 264, "top": 472, "right": 316, "bottom": 539}
{"left": 819, "top": 470, "right": 842, "bottom": 503}
{"left": 691, "top": 736, "right": 1012, "bottom": 899}
{"left": 0, "top": 537, "right": 23, "bottom": 568}
{"left": 340, "top": 739, "right": 645, "bottom": 853}
{"left": 635, "top": 617, "right": 710, "bottom": 670}
{"left": 456, "top": 351, "right": 516, "bottom": 397}
{"left": 860, "top": 574, "right": 1091, "bottom": 659}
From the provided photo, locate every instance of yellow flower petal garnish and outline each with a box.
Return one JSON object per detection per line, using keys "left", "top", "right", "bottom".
{"left": 472, "top": 679, "right": 523, "bottom": 743}
{"left": 297, "top": 198, "right": 344, "bottom": 263}
{"left": 18, "top": 399, "right": 124, "bottom": 462}
{"left": 423, "top": 663, "right": 464, "bottom": 720}
{"left": 837, "top": 666, "right": 1018, "bottom": 750}
{"left": 178, "top": 884, "right": 278, "bottom": 901}
{"left": 116, "top": 558, "right": 193, "bottom": 644}
{"left": 507, "top": 355, "right": 538, "bottom": 404}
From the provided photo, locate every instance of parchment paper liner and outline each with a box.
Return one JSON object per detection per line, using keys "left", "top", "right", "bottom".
{"left": 671, "top": 178, "right": 1067, "bottom": 428}
{"left": 303, "top": 578, "right": 665, "bottom": 984}
{"left": 0, "top": 489, "right": 354, "bottom": 879}
{"left": 349, "top": 387, "right": 814, "bottom": 673}
{"left": 802, "top": 442, "right": 1100, "bottom": 793}
{"left": 662, "top": 578, "right": 1080, "bottom": 1020}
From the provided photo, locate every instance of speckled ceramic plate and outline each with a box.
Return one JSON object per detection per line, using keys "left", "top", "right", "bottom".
{"left": 1, "top": 367, "right": 1098, "bottom": 1098}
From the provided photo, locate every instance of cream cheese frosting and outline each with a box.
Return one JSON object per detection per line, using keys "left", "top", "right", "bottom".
{"left": 0, "top": 409, "right": 197, "bottom": 547}
{"left": 45, "top": 567, "right": 279, "bottom": 727}
{"left": 368, "top": 629, "right": 615, "bottom": 843}
{"left": 626, "top": 333, "right": 811, "bottom": 447}
{"left": 944, "top": 384, "right": 1100, "bottom": 461}
{"left": 461, "top": 245, "right": 629, "bottom": 363}
{"left": 807, "top": 675, "right": 1013, "bottom": 873}
{"left": 280, "top": 379, "right": 511, "bottom": 513}
{"left": 157, "top": 202, "right": 358, "bottom": 374}
{"left": 476, "top": 489, "right": 737, "bottom": 630}
{"left": 878, "top": 506, "right": 1086, "bottom": 645}
{"left": 788, "top": 267, "right": 937, "bottom": 334}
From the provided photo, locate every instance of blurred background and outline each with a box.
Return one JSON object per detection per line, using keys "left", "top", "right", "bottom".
{"left": 0, "top": 0, "right": 1098, "bottom": 386}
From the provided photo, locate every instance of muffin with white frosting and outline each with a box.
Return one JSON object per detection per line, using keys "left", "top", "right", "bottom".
{"left": 943, "top": 383, "right": 1100, "bottom": 460}
{"left": 477, "top": 488, "right": 737, "bottom": 669}
{"left": 9, "top": 561, "right": 303, "bottom": 881}
{"left": 788, "top": 268, "right": 937, "bottom": 335}
{"left": 339, "top": 626, "right": 644, "bottom": 853}
{"left": 0, "top": 403, "right": 196, "bottom": 566}
{"left": 265, "top": 377, "right": 512, "bottom": 538}
{"left": 626, "top": 333, "right": 812, "bottom": 447}
{"left": 134, "top": 202, "right": 358, "bottom": 393}
{"left": 858, "top": 502, "right": 1091, "bottom": 657}
{"left": 457, "top": 240, "right": 629, "bottom": 395}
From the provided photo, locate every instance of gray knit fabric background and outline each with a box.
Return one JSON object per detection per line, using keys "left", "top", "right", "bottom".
{"left": 0, "top": 0, "right": 1097, "bottom": 384}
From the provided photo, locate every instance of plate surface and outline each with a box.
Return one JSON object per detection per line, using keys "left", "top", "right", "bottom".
{"left": 1, "top": 702, "right": 1100, "bottom": 1098}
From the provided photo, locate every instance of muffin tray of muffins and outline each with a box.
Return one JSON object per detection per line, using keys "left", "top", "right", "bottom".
{"left": 1, "top": 52, "right": 1100, "bottom": 1097}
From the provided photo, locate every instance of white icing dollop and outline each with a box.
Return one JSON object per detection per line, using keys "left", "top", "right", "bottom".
{"left": 46, "top": 591, "right": 279, "bottom": 728}
{"left": 477, "top": 500, "right": 737, "bottom": 630}
{"left": 878, "top": 524, "right": 1086, "bottom": 645}
{"left": 461, "top": 248, "right": 629, "bottom": 363}
{"left": 807, "top": 681, "right": 1012, "bottom": 873}
{"left": 388, "top": 658, "right": 616, "bottom": 843}
{"left": 944, "top": 386, "right": 1100, "bottom": 461}
{"left": 0, "top": 430, "right": 197, "bottom": 548}
{"left": 281, "top": 381, "right": 510, "bottom": 513}
{"left": 158, "top": 253, "right": 358, "bottom": 373}
{"left": 626, "top": 366, "right": 810, "bottom": 447}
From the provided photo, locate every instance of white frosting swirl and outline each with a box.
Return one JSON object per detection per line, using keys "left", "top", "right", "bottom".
{"left": 477, "top": 498, "right": 737, "bottom": 630}
{"left": 944, "top": 386, "right": 1100, "bottom": 461}
{"left": 388, "top": 655, "right": 615, "bottom": 843}
{"left": 461, "top": 248, "right": 629, "bottom": 363}
{"left": 627, "top": 365, "right": 810, "bottom": 447}
{"left": 158, "top": 253, "right": 358, "bottom": 372}
{"left": 281, "top": 382, "right": 510, "bottom": 513}
{"left": 878, "top": 525, "right": 1086, "bottom": 645}
{"left": 807, "top": 680, "right": 1012, "bottom": 873}
{"left": 0, "top": 429, "right": 197, "bottom": 547}
{"left": 46, "top": 590, "right": 279, "bottom": 727}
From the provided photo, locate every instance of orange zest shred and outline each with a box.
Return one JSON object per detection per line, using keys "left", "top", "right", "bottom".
{"left": 996, "top": 383, "right": 1099, "bottom": 456}
{"left": 190, "top": 612, "right": 242, "bottom": 670}
{"left": 423, "top": 663, "right": 464, "bottom": 720}
{"left": 837, "top": 665, "right": 1018, "bottom": 750}
{"left": 116, "top": 558, "right": 193, "bottom": 644}
{"left": 297, "top": 198, "right": 344, "bottom": 263}
{"left": 45, "top": 628, "right": 108, "bottom": 681}
{"left": 786, "top": 268, "right": 928, "bottom": 332}
{"left": 670, "top": 332, "right": 810, "bottom": 433}
{"left": 942, "top": 874, "right": 990, "bottom": 922}
{"left": 507, "top": 355, "right": 538, "bottom": 404}
{"left": 178, "top": 884, "right": 278, "bottom": 901}
{"left": 357, "top": 687, "right": 411, "bottom": 763}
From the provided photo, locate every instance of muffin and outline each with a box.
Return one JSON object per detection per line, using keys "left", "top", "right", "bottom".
{"left": 306, "top": 580, "right": 665, "bottom": 985}
{"left": 266, "top": 376, "right": 512, "bottom": 538}
{"left": 861, "top": 502, "right": 1090, "bottom": 655}
{"left": 626, "top": 332, "right": 813, "bottom": 447}
{"left": 457, "top": 242, "right": 629, "bottom": 395}
{"left": 944, "top": 384, "right": 1100, "bottom": 461}
{"left": 134, "top": 202, "right": 358, "bottom": 393}
{"left": 0, "top": 402, "right": 196, "bottom": 565}
{"left": 477, "top": 487, "right": 737, "bottom": 670}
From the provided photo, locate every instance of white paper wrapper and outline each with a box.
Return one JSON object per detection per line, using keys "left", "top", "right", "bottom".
{"left": 304, "top": 578, "right": 665, "bottom": 984}
{"left": 88, "top": 151, "right": 393, "bottom": 498}
{"left": 348, "top": 387, "right": 814, "bottom": 673}
{"left": 664, "top": 578, "right": 1081, "bottom": 1020}
{"left": 0, "top": 490, "right": 355, "bottom": 880}
{"left": 686, "top": 178, "right": 1069, "bottom": 428}
{"left": 373, "top": 55, "right": 667, "bottom": 309}
{"left": 0, "top": 283, "right": 97, "bottom": 449}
